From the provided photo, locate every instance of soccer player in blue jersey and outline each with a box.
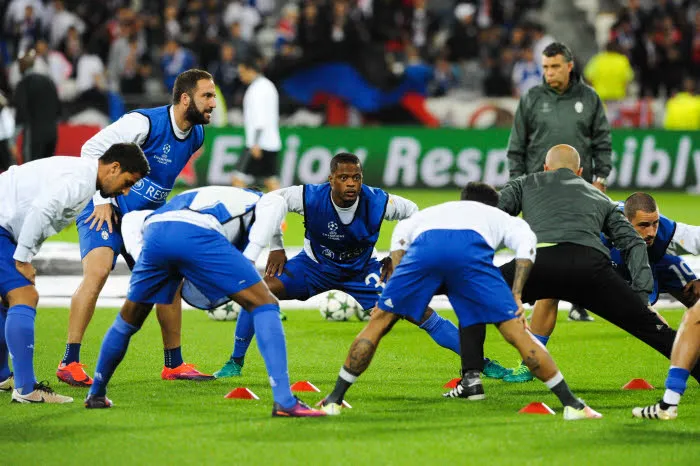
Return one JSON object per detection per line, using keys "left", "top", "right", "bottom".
{"left": 320, "top": 182, "right": 601, "bottom": 419}
{"left": 84, "top": 186, "right": 326, "bottom": 417}
{"left": 56, "top": 69, "right": 217, "bottom": 387}
{"left": 507, "top": 192, "right": 700, "bottom": 383}
{"left": 213, "top": 153, "right": 505, "bottom": 379}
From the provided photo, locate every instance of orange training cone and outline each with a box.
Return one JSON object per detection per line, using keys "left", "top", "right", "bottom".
{"left": 443, "top": 378, "right": 461, "bottom": 389}
{"left": 518, "top": 402, "right": 556, "bottom": 415}
{"left": 622, "top": 378, "right": 655, "bottom": 390}
{"left": 291, "top": 381, "right": 321, "bottom": 392}
{"left": 224, "top": 387, "right": 260, "bottom": 400}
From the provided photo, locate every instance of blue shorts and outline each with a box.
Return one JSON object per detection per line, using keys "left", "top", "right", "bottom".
{"left": 127, "top": 221, "right": 262, "bottom": 305}
{"left": 377, "top": 230, "right": 518, "bottom": 326}
{"left": 77, "top": 200, "right": 124, "bottom": 269}
{"left": 650, "top": 255, "right": 697, "bottom": 305}
{"left": 0, "top": 226, "right": 32, "bottom": 297}
{"left": 279, "top": 250, "right": 384, "bottom": 310}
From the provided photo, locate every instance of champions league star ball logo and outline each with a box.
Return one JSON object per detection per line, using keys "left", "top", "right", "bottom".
{"left": 162, "top": 144, "right": 171, "bottom": 154}
{"left": 328, "top": 222, "right": 338, "bottom": 233}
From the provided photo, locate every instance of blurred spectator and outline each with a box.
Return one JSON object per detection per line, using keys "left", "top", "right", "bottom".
{"left": 229, "top": 22, "right": 253, "bottom": 62}
{"left": 198, "top": 12, "right": 227, "bottom": 70}
{"left": 609, "top": 14, "right": 636, "bottom": 58}
{"left": 10, "top": 4, "right": 42, "bottom": 58}
{"left": 403, "top": 45, "right": 433, "bottom": 96}
{"left": 163, "top": 5, "right": 181, "bottom": 43}
{"left": 406, "top": 0, "right": 439, "bottom": 57}
{"left": 447, "top": 4, "right": 480, "bottom": 62}
{"left": 8, "top": 39, "right": 72, "bottom": 91}
{"left": 633, "top": 28, "right": 661, "bottom": 97}
{"left": 663, "top": 77, "right": 700, "bottom": 130}
{"left": 223, "top": 0, "right": 261, "bottom": 42}
{"left": 161, "top": 39, "right": 196, "bottom": 93}
{"left": 59, "top": 25, "right": 83, "bottom": 76}
{"left": 661, "top": 47, "right": 685, "bottom": 97}
{"left": 530, "top": 22, "right": 555, "bottom": 71}
{"left": 13, "top": 49, "right": 61, "bottom": 162}
{"left": 275, "top": 3, "right": 300, "bottom": 57}
{"left": 208, "top": 42, "right": 241, "bottom": 105}
{"left": 297, "top": 2, "right": 328, "bottom": 53}
{"left": 73, "top": 41, "right": 109, "bottom": 118}
{"left": 48, "top": 0, "right": 85, "bottom": 49}
{"left": 329, "top": 0, "right": 370, "bottom": 45}
{"left": 584, "top": 41, "right": 634, "bottom": 101}
{"left": 483, "top": 48, "right": 514, "bottom": 97}
{"left": 430, "top": 54, "right": 459, "bottom": 97}
{"left": 684, "top": 11, "right": 700, "bottom": 78}
{"left": 0, "top": 91, "right": 16, "bottom": 172}
{"left": 3, "top": 0, "right": 47, "bottom": 40}
{"left": 512, "top": 45, "right": 541, "bottom": 97}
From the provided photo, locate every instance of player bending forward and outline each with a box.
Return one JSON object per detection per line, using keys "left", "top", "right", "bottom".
{"left": 84, "top": 186, "right": 325, "bottom": 417}
{"left": 320, "top": 183, "right": 601, "bottom": 420}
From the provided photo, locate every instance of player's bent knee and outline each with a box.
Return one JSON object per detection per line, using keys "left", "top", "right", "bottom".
{"left": 120, "top": 300, "right": 153, "bottom": 328}
{"left": 7, "top": 285, "right": 39, "bottom": 308}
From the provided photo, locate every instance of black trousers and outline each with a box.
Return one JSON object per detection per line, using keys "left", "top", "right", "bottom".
{"left": 499, "top": 243, "right": 700, "bottom": 382}
{"left": 22, "top": 127, "right": 57, "bottom": 163}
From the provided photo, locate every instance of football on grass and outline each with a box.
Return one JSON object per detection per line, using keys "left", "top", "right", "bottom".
{"left": 320, "top": 290, "right": 360, "bottom": 321}
{"left": 206, "top": 302, "right": 241, "bottom": 321}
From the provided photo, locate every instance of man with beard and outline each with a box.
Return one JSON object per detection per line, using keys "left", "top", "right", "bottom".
{"left": 55, "top": 69, "right": 217, "bottom": 387}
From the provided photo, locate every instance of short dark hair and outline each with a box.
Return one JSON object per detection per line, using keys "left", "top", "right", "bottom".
{"left": 542, "top": 42, "right": 573, "bottom": 62}
{"left": 172, "top": 69, "right": 213, "bottom": 105}
{"left": 460, "top": 182, "right": 499, "bottom": 207}
{"left": 239, "top": 54, "right": 261, "bottom": 72}
{"left": 330, "top": 152, "right": 362, "bottom": 173}
{"left": 624, "top": 192, "right": 657, "bottom": 219}
{"left": 100, "top": 143, "right": 150, "bottom": 177}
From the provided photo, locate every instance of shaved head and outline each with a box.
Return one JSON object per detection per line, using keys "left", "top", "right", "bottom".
{"left": 544, "top": 144, "right": 582, "bottom": 173}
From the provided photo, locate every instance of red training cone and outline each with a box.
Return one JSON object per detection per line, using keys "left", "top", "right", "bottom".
{"left": 622, "top": 378, "right": 655, "bottom": 390}
{"left": 291, "top": 381, "right": 321, "bottom": 392}
{"left": 518, "top": 402, "right": 555, "bottom": 415}
{"left": 224, "top": 387, "right": 260, "bottom": 400}
{"left": 443, "top": 378, "right": 461, "bottom": 389}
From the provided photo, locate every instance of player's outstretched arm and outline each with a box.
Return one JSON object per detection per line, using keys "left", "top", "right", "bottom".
{"left": 384, "top": 194, "right": 419, "bottom": 221}
{"left": 673, "top": 222, "right": 700, "bottom": 256}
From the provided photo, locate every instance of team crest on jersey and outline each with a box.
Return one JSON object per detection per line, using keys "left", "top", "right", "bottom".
{"left": 541, "top": 102, "right": 551, "bottom": 113}
{"left": 154, "top": 144, "right": 172, "bottom": 165}
{"left": 101, "top": 230, "right": 109, "bottom": 240}
{"left": 321, "top": 248, "right": 335, "bottom": 259}
{"left": 575, "top": 101, "right": 583, "bottom": 113}
{"left": 323, "top": 221, "right": 343, "bottom": 241}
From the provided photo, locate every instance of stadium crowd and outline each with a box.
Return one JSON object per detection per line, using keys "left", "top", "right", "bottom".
{"left": 1, "top": 1, "right": 700, "bottom": 126}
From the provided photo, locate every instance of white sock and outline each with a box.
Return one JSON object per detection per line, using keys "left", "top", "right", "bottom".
{"left": 544, "top": 371, "right": 564, "bottom": 389}
{"left": 662, "top": 389, "right": 681, "bottom": 406}
{"left": 339, "top": 367, "right": 357, "bottom": 384}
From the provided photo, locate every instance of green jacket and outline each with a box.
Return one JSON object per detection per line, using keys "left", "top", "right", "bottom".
{"left": 498, "top": 168, "right": 652, "bottom": 300}
{"left": 507, "top": 74, "right": 612, "bottom": 183}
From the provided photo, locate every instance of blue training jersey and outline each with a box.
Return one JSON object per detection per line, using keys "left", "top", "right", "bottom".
{"left": 117, "top": 105, "right": 204, "bottom": 214}
{"left": 303, "top": 183, "right": 389, "bottom": 274}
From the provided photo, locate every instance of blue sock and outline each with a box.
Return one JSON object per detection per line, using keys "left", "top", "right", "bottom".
{"left": 5, "top": 305, "right": 37, "bottom": 394}
{"left": 164, "top": 346, "right": 183, "bottom": 369}
{"left": 251, "top": 303, "right": 295, "bottom": 408}
{"left": 0, "top": 304, "right": 10, "bottom": 380}
{"left": 419, "top": 312, "right": 460, "bottom": 354}
{"left": 89, "top": 314, "right": 139, "bottom": 397}
{"left": 533, "top": 333, "right": 550, "bottom": 347}
{"left": 231, "top": 309, "right": 255, "bottom": 363}
{"left": 61, "top": 343, "right": 81, "bottom": 365}
{"left": 665, "top": 366, "right": 690, "bottom": 396}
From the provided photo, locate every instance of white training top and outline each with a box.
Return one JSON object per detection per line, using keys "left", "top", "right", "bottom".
{"left": 670, "top": 222, "right": 700, "bottom": 256}
{"left": 390, "top": 201, "right": 538, "bottom": 262}
{"left": 121, "top": 187, "right": 286, "bottom": 263}
{"left": 0, "top": 156, "right": 99, "bottom": 262}
{"left": 266, "top": 185, "right": 419, "bottom": 261}
{"left": 243, "top": 75, "right": 282, "bottom": 151}
{"left": 81, "top": 106, "right": 190, "bottom": 206}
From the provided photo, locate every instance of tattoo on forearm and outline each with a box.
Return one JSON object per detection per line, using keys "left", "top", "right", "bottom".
{"left": 346, "top": 338, "right": 377, "bottom": 375}
{"left": 512, "top": 259, "right": 533, "bottom": 297}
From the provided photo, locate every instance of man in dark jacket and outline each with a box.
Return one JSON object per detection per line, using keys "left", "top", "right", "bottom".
{"left": 14, "top": 49, "right": 61, "bottom": 163}
{"left": 506, "top": 42, "right": 611, "bottom": 326}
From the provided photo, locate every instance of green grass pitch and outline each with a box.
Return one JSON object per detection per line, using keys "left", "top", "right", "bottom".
{"left": 3, "top": 310, "right": 699, "bottom": 465}
{"left": 8, "top": 188, "right": 700, "bottom": 464}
